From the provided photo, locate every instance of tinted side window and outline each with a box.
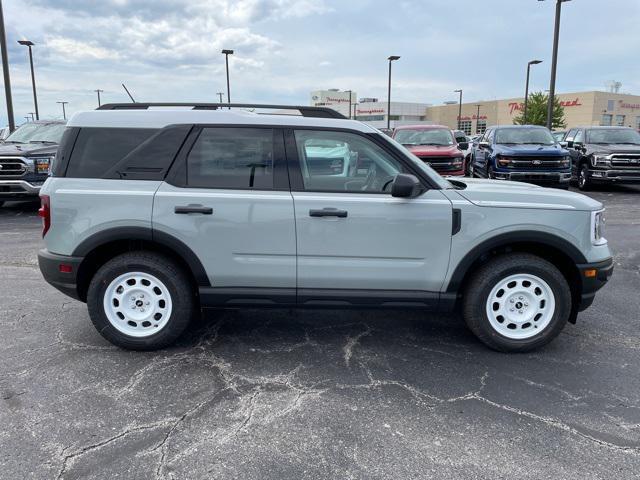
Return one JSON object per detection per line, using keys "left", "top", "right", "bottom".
{"left": 186, "top": 128, "right": 274, "bottom": 189}
{"left": 51, "top": 127, "right": 79, "bottom": 177}
{"left": 565, "top": 129, "right": 577, "bottom": 142}
{"left": 66, "top": 128, "right": 156, "bottom": 178}
{"left": 574, "top": 129, "right": 584, "bottom": 144}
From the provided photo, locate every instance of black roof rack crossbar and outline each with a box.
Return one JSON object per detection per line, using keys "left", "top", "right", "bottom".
{"left": 97, "top": 103, "right": 347, "bottom": 119}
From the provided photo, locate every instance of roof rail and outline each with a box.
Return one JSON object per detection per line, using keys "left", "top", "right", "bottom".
{"left": 96, "top": 103, "right": 347, "bottom": 119}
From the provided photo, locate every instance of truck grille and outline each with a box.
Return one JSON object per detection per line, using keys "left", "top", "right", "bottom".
{"left": 0, "top": 157, "right": 28, "bottom": 177}
{"left": 610, "top": 154, "right": 640, "bottom": 169}
{"left": 503, "top": 157, "right": 567, "bottom": 169}
{"left": 417, "top": 156, "right": 462, "bottom": 171}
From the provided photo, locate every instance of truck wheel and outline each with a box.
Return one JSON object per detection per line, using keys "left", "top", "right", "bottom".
{"left": 487, "top": 165, "right": 496, "bottom": 179}
{"left": 87, "top": 251, "right": 196, "bottom": 350}
{"left": 462, "top": 253, "right": 571, "bottom": 352}
{"left": 578, "top": 164, "right": 591, "bottom": 191}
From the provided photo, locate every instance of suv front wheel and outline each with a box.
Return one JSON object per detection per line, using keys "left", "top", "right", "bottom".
{"left": 87, "top": 251, "right": 196, "bottom": 350}
{"left": 462, "top": 253, "right": 571, "bottom": 352}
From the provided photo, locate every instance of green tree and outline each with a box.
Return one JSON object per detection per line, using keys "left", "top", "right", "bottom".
{"left": 513, "top": 91, "right": 566, "bottom": 129}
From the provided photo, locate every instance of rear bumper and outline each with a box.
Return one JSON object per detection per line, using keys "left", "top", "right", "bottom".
{"left": 587, "top": 169, "right": 640, "bottom": 184}
{"left": 0, "top": 180, "right": 43, "bottom": 199}
{"left": 38, "top": 249, "right": 84, "bottom": 301}
{"left": 576, "top": 257, "right": 614, "bottom": 311}
{"left": 494, "top": 171, "right": 572, "bottom": 183}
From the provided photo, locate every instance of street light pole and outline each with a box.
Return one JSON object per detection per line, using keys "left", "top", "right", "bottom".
{"left": 221, "top": 49, "right": 234, "bottom": 108}
{"left": 17, "top": 40, "right": 39, "bottom": 120}
{"left": 353, "top": 102, "right": 358, "bottom": 120}
{"left": 346, "top": 90, "right": 352, "bottom": 120}
{"left": 216, "top": 92, "right": 224, "bottom": 103}
{"left": 28, "top": 112, "right": 35, "bottom": 121}
{"left": 94, "top": 89, "right": 104, "bottom": 107}
{"left": 475, "top": 104, "right": 482, "bottom": 134}
{"left": 386, "top": 55, "right": 400, "bottom": 130}
{"left": 454, "top": 89, "right": 463, "bottom": 130}
{"left": 0, "top": 0, "right": 15, "bottom": 132}
{"left": 541, "top": 0, "right": 571, "bottom": 129}
{"left": 57, "top": 101, "right": 68, "bottom": 120}
{"left": 524, "top": 60, "right": 542, "bottom": 124}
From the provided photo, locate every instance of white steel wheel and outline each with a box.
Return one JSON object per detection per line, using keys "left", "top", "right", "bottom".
{"left": 485, "top": 273, "right": 556, "bottom": 340}
{"left": 103, "top": 271, "right": 173, "bottom": 338}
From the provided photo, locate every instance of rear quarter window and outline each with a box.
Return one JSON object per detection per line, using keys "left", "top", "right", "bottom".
{"left": 65, "top": 128, "right": 156, "bottom": 178}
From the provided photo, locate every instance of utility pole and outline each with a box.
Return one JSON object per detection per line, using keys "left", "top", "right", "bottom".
{"left": 0, "top": 0, "right": 15, "bottom": 132}
{"left": 57, "top": 101, "right": 68, "bottom": 120}
{"left": 386, "top": 55, "right": 400, "bottom": 130}
{"left": 542, "top": 0, "right": 571, "bottom": 129}
{"left": 94, "top": 89, "right": 104, "bottom": 107}
{"left": 475, "top": 104, "right": 482, "bottom": 134}
{"left": 28, "top": 112, "right": 35, "bottom": 121}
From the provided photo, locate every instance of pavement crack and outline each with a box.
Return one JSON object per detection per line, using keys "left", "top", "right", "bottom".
{"left": 343, "top": 323, "right": 372, "bottom": 367}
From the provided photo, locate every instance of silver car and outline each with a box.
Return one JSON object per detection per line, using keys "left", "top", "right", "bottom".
{"left": 38, "top": 103, "right": 613, "bottom": 352}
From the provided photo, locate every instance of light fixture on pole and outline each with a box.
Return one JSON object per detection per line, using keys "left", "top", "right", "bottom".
{"left": 524, "top": 60, "right": 543, "bottom": 124}
{"left": 57, "top": 101, "right": 68, "bottom": 120}
{"left": 221, "top": 49, "right": 234, "bottom": 108}
{"left": 17, "top": 40, "right": 39, "bottom": 120}
{"left": 94, "top": 89, "right": 104, "bottom": 107}
{"left": 539, "top": 0, "right": 571, "bottom": 129}
{"left": 454, "top": 89, "right": 463, "bottom": 130}
{"left": 386, "top": 55, "right": 400, "bottom": 130}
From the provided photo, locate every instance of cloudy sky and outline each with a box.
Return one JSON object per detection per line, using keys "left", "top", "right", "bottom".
{"left": 2, "top": 0, "right": 639, "bottom": 125}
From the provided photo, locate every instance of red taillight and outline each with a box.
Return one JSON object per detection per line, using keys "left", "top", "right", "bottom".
{"left": 38, "top": 195, "right": 51, "bottom": 237}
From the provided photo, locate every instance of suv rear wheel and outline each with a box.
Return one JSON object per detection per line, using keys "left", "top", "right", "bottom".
{"left": 87, "top": 251, "right": 196, "bottom": 350}
{"left": 462, "top": 253, "right": 571, "bottom": 352}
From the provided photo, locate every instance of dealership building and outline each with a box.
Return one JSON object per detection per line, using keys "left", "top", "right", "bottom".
{"left": 425, "top": 91, "right": 640, "bottom": 135}
{"left": 311, "top": 89, "right": 640, "bottom": 135}
{"left": 310, "top": 89, "right": 431, "bottom": 129}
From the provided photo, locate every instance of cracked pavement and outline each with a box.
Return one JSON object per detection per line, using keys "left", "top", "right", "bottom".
{"left": 1, "top": 186, "right": 639, "bottom": 479}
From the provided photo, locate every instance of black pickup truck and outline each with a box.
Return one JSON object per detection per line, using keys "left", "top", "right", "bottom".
{"left": 0, "top": 120, "right": 66, "bottom": 207}
{"left": 561, "top": 126, "right": 640, "bottom": 190}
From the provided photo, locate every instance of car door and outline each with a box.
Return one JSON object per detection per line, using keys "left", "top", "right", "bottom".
{"left": 153, "top": 126, "right": 296, "bottom": 298}
{"left": 286, "top": 128, "right": 453, "bottom": 305}
{"left": 564, "top": 128, "right": 579, "bottom": 176}
{"left": 474, "top": 129, "right": 489, "bottom": 172}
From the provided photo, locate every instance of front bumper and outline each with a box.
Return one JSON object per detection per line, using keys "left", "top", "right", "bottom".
{"left": 38, "top": 249, "right": 84, "bottom": 301}
{"left": 576, "top": 257, "right": 614, "bottom": 311}
{"left": 587, "top": 169, "right": 640, "bottom": 184}
{"left": 0, "top": 180, "right": 43, "bottom": 199}
{"left": 493, "top": 171, "right": 572, "bottom": 184}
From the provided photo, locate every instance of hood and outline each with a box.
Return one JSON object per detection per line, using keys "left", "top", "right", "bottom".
{"left": 0, "top": 143, "right": 58, "bottom": 156}
{"left": 587, "top": 143, "right": 640, "bottom": 154}
{"left": 404, "top": 144, "right": 461, "bottom": 157}
{"left": 496, "top": 144, "right": 568, "bottom": 156}
{"left": 452, "top": 178, "right": 602, "bottom": 211}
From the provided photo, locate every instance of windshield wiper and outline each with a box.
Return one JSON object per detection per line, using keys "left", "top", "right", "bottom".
{"left": 29, "top": 140, "right": 57, "bottom": 144}
{"left": 3, "top": 140, "right": 24, "bottom": 144}
{"left": 615, "top": 142, "right": 640, "bottom": 145}
{"left": 418, "top": 143, "right": 448, "bottom": 146}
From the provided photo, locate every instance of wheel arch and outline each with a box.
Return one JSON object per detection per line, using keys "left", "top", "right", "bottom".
{"left": 446, "top": 231, "right": 585, "bottom": 320}
{"left": 73, "top": 227, "right": 210, "bottom": 302}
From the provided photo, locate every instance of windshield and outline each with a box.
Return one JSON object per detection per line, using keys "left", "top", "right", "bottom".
{"left": 5, "top": 122, "right": 66, "bottom": 144}
{"left": 495, "top": 128, "right": 555, "bottom": 145}
{"left": 587, "top": 128, "right": 640, "bottom": 145}
{"left": 394, "top": 128, "right": 454, "bottom": 146}
{"left": 378, "top": 134, "right": 452, "bottom": 189}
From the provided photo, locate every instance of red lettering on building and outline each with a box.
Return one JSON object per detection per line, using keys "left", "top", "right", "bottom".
{"left": 509, "top": 97, "right": 582, "bottom": 115}
{"left": 357, "top": 108, "right": 385, "bottom": 115}
{"left": 619, "top": 100, "right": 640, "bottom": 110}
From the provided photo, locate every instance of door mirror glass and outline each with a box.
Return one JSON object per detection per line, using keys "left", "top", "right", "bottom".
{"left": 391, "top": 173, "right": 423, "bottom": 198}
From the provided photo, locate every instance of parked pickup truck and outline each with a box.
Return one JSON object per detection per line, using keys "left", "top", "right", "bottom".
{"left": 470, "top": 125, "right": 571, "bottom": 188}
{"left": 393, "top": 125, "right": 467, "bottom": 176}
{"left": 560, "top": 126, "right": 640, "bottom": 190}
{"left": 0, "top": 120, "right": 66, "bottom": 207}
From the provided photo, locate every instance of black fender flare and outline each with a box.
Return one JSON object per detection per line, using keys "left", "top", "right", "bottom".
{"left": 72, "top": 226, "right": 210, "bottom": 287}
{"left": 446, "top": 230, "right": 587, "bottom": 293}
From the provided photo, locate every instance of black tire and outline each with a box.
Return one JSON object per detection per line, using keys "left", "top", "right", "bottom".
{"left": 578, "top": 163, "right": 591, "bottom": 191}
{"left": 87, "top": 251, "right": 196, "bottom": 350}
{"left": 487, "top": 164, "right": 495, "bottom": 179}
{"left": 462, "top": 253, "right": 572, "bottom": 352}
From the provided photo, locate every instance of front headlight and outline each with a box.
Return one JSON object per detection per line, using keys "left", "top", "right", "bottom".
{"left": 591, "top": 209, "right": 606, "bottom": 245}
{"left": 591, "top": 154, "right": 610, "bottom": 167}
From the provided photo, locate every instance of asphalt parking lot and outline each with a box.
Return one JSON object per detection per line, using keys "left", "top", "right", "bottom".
{"left": 1, "top": 186, "right": 639, "bottom": 479}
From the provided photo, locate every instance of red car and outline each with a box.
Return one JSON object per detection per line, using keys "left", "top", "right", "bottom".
{"left": 392, "top": 125, "right": 467, "bottom": 176}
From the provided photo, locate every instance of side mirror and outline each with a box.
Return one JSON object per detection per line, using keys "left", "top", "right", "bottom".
{"left": 391, "top": 173, "right": 423, "bottom": 198}
{"left": 457, "top": 142, "right": 469, "bottom": 150}
{"left": 573, "top": 141, "right": 583, "bottom": 150}
{"left": 559, "top": 141, "right": 568, "bottom": 148}
{"left": 566, "top": 140, "right": 574, "bottom": 148}
{"left": 478, "top": 141, "right": 490, "bottom": 149}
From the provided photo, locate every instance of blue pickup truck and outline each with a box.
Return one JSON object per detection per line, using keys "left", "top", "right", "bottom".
{"left": 469, "top": 125, "right": 571, "bottom": 188}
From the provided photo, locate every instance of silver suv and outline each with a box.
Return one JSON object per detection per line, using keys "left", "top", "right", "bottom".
{"left": 38, "top": 103, "right": 613, "bottom": 352}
